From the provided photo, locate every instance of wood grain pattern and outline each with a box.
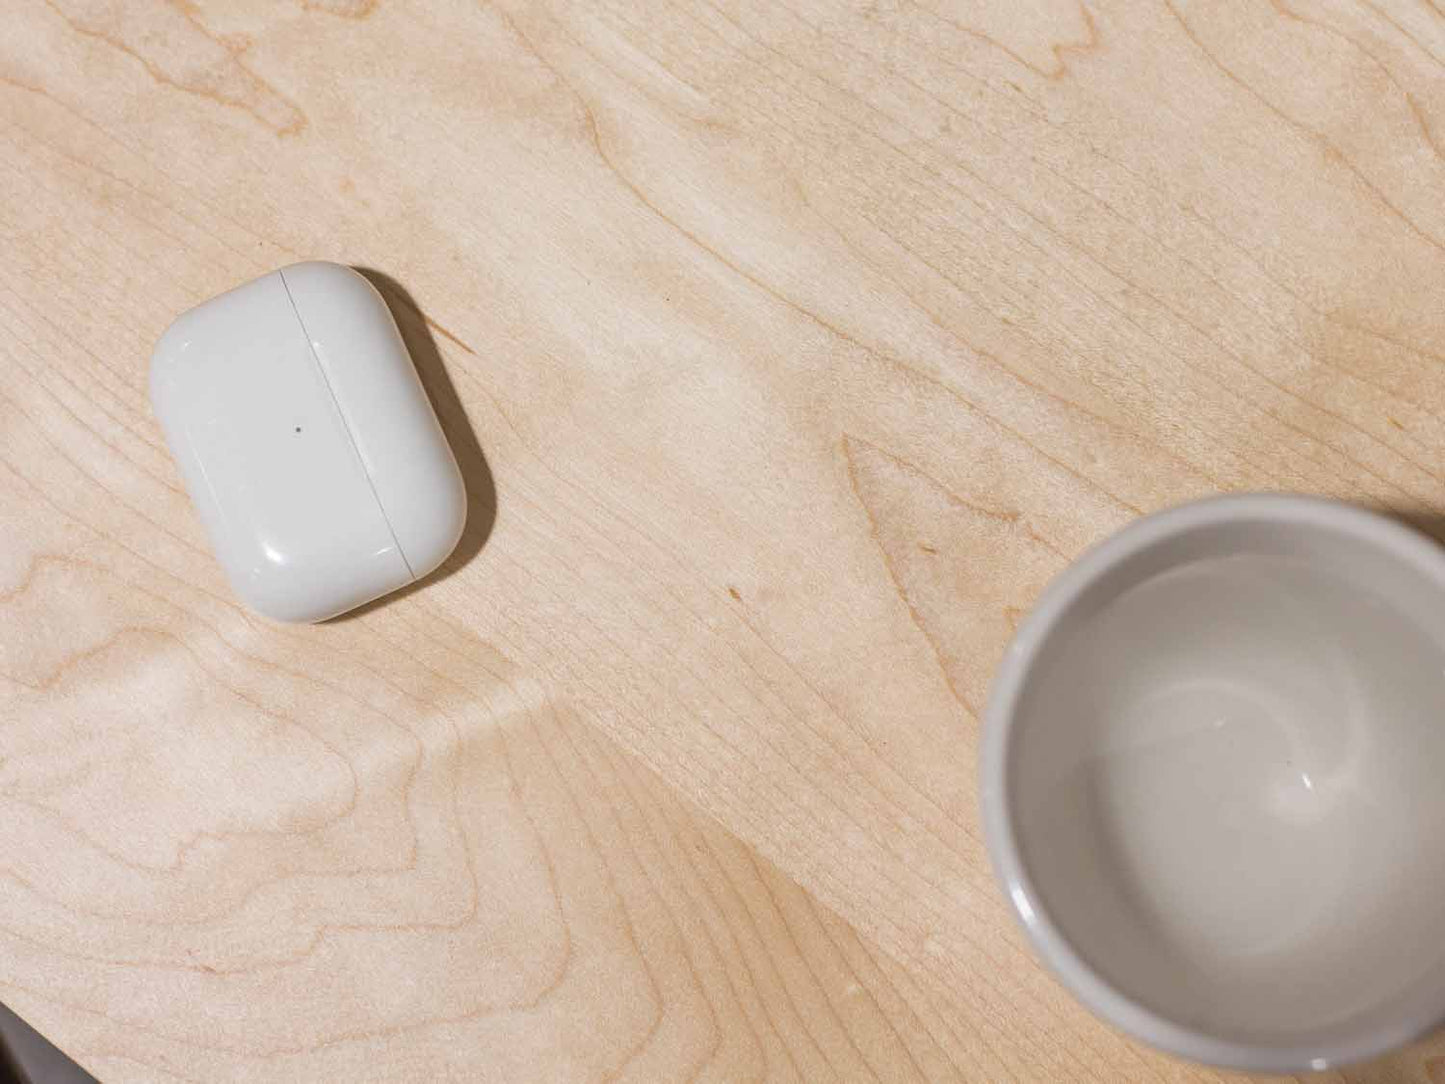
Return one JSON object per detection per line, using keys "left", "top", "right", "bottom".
{"left": 5, "top": 0, "right": 1445, "bottom": 1079}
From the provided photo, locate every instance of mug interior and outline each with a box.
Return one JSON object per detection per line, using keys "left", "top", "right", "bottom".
{"left": 992, "top": 498, "right": 1445, "bottom": 1066}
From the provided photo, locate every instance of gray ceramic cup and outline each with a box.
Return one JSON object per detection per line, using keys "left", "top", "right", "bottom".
{"left": 982, "top": 495, "right": 1445, "bottom": 1072}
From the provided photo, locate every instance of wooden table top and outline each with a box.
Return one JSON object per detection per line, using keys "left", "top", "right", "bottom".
{"left": 6, "top": 1, "right": 1445, "bottom": 1080}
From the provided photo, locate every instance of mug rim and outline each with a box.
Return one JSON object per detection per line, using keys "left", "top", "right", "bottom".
{"left": 980, "top": 493, "right": 1445, "bottom": 1072}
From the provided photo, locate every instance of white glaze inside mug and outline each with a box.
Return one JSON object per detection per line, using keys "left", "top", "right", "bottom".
{"left": 989, "top": 498, "right": 1445, "bottom": 1068}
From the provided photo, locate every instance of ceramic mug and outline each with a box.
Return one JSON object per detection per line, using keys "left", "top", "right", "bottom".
{"left": 981, "top": 495, "right": 1445, "bottom": 1072}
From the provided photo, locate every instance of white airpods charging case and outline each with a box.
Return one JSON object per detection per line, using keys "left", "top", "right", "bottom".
{"left": 150, "top": 262, "right": 467, "bottom": 622}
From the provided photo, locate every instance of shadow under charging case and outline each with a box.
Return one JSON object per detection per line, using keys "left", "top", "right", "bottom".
{"left": 150, "top": 262, "right": 466, "bottom": 622}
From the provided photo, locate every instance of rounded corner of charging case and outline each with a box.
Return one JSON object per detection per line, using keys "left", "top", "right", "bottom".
{"left": 149, "top": 262, "right": 467, "bottom": 623}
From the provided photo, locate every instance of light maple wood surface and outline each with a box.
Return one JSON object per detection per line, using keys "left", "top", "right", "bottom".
{"left": 5, "top": 0, "right": 1445, "bottom": 1080}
